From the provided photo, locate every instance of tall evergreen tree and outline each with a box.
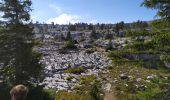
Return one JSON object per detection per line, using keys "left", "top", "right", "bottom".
{"left": 0, "top": 0, "right": 44, "bottom": 85}
{"left": 114, "top": 21, "right": 124, "bottom": 32}
{"left": 0, "top": 0, "right": 32, "bottom": 24}
{"left": 90, "top": 29, "right": 98, "bottom": 39}
{"left": 66, "top": 31, "right": 72, "bottom": 41}
{"left": 141, "top": 0, "right": 170, "bottom": 21}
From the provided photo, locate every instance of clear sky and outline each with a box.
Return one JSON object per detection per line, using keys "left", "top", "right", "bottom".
{"left": 31, "top": 0, "right": 157, "bottom": 24}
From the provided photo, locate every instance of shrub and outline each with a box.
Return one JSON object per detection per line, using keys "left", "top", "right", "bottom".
{"left": 66, "top": 76, "right": 74, "bottom": 81}
{"left": 108, "top": 51, "right": 123, "bottom": 59}
{"left": 65, "top": 40, "right": 77, "bottom": 49}
{"left": 161, "top": 55, "right": 170, "bottom": 62}
{"left": 89, "top": 83, "right": 103, "bottom": 100}
{"left": 126, "top": 29, "right": 149, "bottom": 37}
{"left": 80, "top": 75, "right": 96, "bottom": 85}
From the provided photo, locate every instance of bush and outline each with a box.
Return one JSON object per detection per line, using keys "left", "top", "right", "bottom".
{"left": 66, "top": 76, "right": 74, "bottom": 81}
{"left": 65, "top": 40, "right": 77, "bottom": 49}
{"left": 161, "top": 55, "right": 170, "bottom": 62}
{"left": 89, "top": 83, "right": 103, "bottom": 100}
{"left": 108, "top": 51, "right": 123, "bottom": 59}
{"left": 80, "top": 75, "right": 96, "bottom": 85}
{"left": 125, "top": 29, "right": 149, "bottom": 37}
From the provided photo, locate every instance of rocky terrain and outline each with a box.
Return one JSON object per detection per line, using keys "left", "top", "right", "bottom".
{"left": 37, "top": 41, "right": 112, "bottom": 91}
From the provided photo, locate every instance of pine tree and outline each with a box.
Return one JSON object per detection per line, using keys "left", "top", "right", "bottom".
{"left": 90, "top": 29, "right": 98, "bottom": 39}
{"left": 141, "top": 0, "right": 170, "bottom": 21}
{"left": 0, "top": 0, "right": 44, "bottom": 85}
{"left": 0, "top": 0, "right": 32, "bottom": 24}
{"left": 66, "top": 31, "right": 72, "bottom": 41}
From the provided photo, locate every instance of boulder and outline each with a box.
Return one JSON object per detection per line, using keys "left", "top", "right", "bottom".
{"left": 120, "top": 74, "right": 129, "bottom": 80}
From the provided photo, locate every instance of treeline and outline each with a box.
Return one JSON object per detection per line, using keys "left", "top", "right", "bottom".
{"left": 68, "top": 21, "right": 149, "bottom": 31}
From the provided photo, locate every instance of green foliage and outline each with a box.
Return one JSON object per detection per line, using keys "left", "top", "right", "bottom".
{"left": 0, "top": 0, "right": 32, "bottom": 24}
{"left": 151, "top": 20, "right": 170, "bottom": 29}
{"left": 133, "top": 88, "right": 160, "bottom": 100}
{"left": 0, "top": 24, "right": 44, "bottom": 85}
{"left": 56, "top": 91, "right": 93, "bottom": 100}
{"left": 129, "top": 77, "right": 170, "bottom": 100}
{"left": 152, "top": 31, "right": 170, "bottom": 46}
{"left": 129, "top": 41, "right": 155, "bottom": 51}
{"left": 69, "top": 24, "right": 76, "bottom": 31}
{"left": 0, "top": 0, "right": 44, "bottom": 85}
{"left": 66, "top": 31, "right": 72, "bottom": 41}
{"left": 65, "top": 67, "right": 85, "bottom": 74}
{"left": 89, "top": 83, "right": 103, "bottom": 100}
{"left": 59, "top": 40, "right": 78, "bottom": 53}
{"left": 131, "top": 20, "right": 149, "bottom": 29}
{"left": 125, "top": 29, "right": 150, "bottom": 37}
{"left": 65, "top": 40, "right": 77, "bottom": 49}
{"left": 152, "top": 86, "right": 170, "bottom": 100}
{"left": 80, "top": 75, "right": 96, "bottom": 85}
{"left": 161, "top": 55, "right": 170, "bottom": 62}
{"left": 143, "top": 61, "right": 164, "bottom": 69}
{"left": 90, "top": 30, "right": 98, "bottom": 39}
{"left": 141, "top": 0, "right": 170, "bottom": 21}
{"left": 114, "top": 21, "right": 125, "bottom": 32}
{"left": 108, "top": 51, "right": 123, "bottom": 59}
{"left": 65, "top": 40, "right": 76, "bottom": 48}
{"left": 66, "top": 76, "right": 74, "bottom": 81}
{"left": 56, "top": 82, "right": 103, "bottom": 100}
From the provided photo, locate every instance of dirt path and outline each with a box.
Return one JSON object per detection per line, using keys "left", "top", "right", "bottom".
{"left": 104, "top": 92, "right": 117, "bottom": 100}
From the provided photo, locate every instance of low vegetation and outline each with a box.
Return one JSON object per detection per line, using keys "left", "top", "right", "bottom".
{"left": 65, "top": 67, "right": 86, "bottom": 74}
{"left": 56, "top": 82, "right": 103, "bottom": 100}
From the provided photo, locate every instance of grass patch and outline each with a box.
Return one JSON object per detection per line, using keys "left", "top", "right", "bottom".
{"left": 65, "top": 67, "right": 85, "bottom": 74}
{"left": 80, "top": 75, "right": 96, "bottom": 85}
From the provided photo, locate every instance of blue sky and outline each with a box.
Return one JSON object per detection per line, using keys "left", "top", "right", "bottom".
{"left": 31, "top": 0, "right": 157, "bottom": 24}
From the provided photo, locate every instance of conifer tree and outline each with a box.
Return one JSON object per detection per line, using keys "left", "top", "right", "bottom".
{"left": 0, "top": 0, "right": 44, "bottom": 85}
{"left": 141, "top": 0, "right": 170, "bottom": 21}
